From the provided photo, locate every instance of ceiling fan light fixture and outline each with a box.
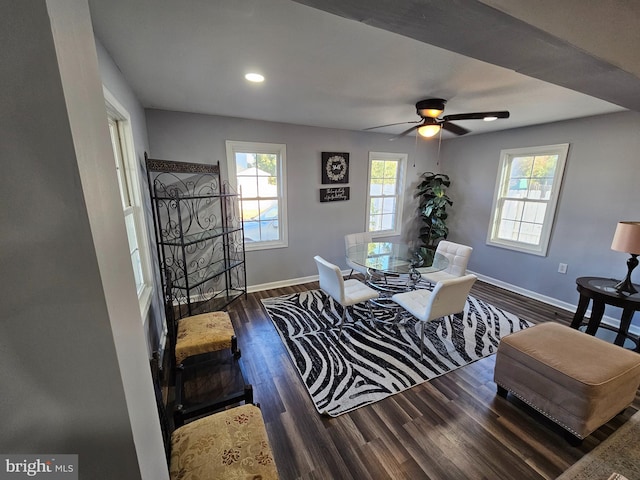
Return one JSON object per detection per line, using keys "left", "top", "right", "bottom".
{"left": 416, "top": 98, "right": 446, "bottom": 118}
{"left": 366, "top": 98, "right": 510, "bottom": 139}
{"left": 424, "top": 108, "right": 444, "bottom": 118}
{"left": 418, "top": 124, "right": 441, "bottom": 138}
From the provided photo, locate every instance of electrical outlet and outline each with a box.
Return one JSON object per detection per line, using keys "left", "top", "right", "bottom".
{"left": 558, "top": 263, "right": 568, "bottom": 274}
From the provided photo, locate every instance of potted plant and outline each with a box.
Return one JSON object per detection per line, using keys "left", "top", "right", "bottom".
{"left": 415, "top": 172, "right": 453, "bottom": 250}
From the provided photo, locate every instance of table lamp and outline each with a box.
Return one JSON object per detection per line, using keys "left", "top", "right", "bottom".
{"left": 610, "top": 221, "right": 640, "bottom": 295}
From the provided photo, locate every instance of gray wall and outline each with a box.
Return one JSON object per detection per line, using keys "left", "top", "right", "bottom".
{"left": 146, "top": 109, "right": 441, "bottom": 287}
{"left": 0, "top": 1, "right": 167, "bottom": 478}
{"left": 443, "top": 110, "right": 640, "bottom": 311}
{"left": 147, "top": 108, "right": 640, "bottom": 334}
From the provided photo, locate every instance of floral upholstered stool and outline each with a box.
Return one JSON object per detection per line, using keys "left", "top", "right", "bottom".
{"left": 169, "top": 404, "right": 279, "bottom": 480}
{"left": 494, "top": 322, "right": 640, "bottom": 444}
{"left": 172, "top": 311, "right": 252, "bottom": 427}
{"left": 175, "top": 311, "right": 238, "bottom": 366}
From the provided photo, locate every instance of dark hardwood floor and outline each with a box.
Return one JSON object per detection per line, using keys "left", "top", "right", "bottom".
{"left": 222, "top": 279, "right": 640, "bottom": 480}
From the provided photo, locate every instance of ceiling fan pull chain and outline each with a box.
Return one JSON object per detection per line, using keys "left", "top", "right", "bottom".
{"left": 437, "top": 128, "right": 442, "bottom": 167}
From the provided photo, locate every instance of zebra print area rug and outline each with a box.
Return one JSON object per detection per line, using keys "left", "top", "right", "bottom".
{"left": 261, "top": 288, "right": 530, "bottom": 416}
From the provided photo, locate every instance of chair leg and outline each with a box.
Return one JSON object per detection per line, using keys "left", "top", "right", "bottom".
{"left": 420, "top": 321, "right": 425, "bottom": 360}
{"left": 319, "top": 295, "right": 330, "bottom": 318}
{"left": 231, "top": 335, "right": 241, "bottom": 359}
{"left": 366, "top": 301, "right": 375, "bottom": 324}
{"left": 338, "top": 307, "right": 347, "bottom": 339}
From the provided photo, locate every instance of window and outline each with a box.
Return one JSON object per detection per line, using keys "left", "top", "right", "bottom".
{"left": 487, "top": 143, "right": 569, "bottom": 256}
{"left": 366, "top": 152, "right": 407, "bottom": 237}
{"left": 104, "top": 88, "right": 153, "bottom": 317}
{"left": 226, "top": 141, "right": 287, "bottom": 251}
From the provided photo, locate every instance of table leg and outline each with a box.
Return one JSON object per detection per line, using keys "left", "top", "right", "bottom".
{"left": 570, "top": 294, "right": 590, "bottom": 329}
{"left": 585, "top": 300, "right": 605, "bottom": 336}
{"left": 408, "top": 267, "right": 421, "bottom": 290}
{"left": 614, "top": 308, "right": 636, "bottom": 347}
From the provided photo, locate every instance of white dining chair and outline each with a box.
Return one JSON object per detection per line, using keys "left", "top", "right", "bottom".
{"left": 419, "top": 240, "right": 473, "bottom": 284}
{"left": 391, "top": 274, "right": 477, "bottom": 359}
{"left": 344, "top": 232, "right": 372, "bottom": 279}
{"left": 345, "top": 232, "right": 402, "bottom": 290}
{"left": 314, "top": 255, "right": 379, "bottom": 338}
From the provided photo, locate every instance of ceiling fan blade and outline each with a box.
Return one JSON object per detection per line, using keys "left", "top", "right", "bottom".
{"left": 442, "top": 111, "right": 510, "bottom": 122}
{"left": 389, "top": 124, "right": 419, "bottom": 140}
{"left": 363, "top": 120, "right": 421, "bottom": 131}
{"left": 441, "top": 121, "right": 470, "bottom": 136}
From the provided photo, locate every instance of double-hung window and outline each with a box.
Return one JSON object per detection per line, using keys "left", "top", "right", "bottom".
{"left": 226, "top": 141, "right": 288, "bottom": 251}
{"left": 366, "top": 152, "right": 407, "bottom": 237}
{"left": 104, "top": 88, "right": 153, "bottom": 317}
{"left": 487, "top": 143, "right": 569, "bottom": 256}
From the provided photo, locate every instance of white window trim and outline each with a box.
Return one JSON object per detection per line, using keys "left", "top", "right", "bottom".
{"left": 225, "top": 140, "right": 288, "bottom": 251}
{"left": 104, "top": 86, "right": 153, "bottom": 318}
{"left": 486, "top": 143, "right": 569, "bottom": 256}
{"left": 366, "top": 152, "right": 407, "bottom": 238}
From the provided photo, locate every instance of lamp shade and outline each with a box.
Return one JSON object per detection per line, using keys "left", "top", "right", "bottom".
{"left": 611, "top": 221, "right": 640, "bottom": 254}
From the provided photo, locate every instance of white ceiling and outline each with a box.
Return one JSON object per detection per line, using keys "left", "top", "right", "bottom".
{"left": 88, "top": 0, "right": 632, "bottom": 139}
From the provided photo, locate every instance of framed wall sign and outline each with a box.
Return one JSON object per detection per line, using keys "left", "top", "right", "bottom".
{"left": 320, "top": 187, "right": 350, "bottom": 202}
{"left": 321, "top": 152, "right": 349, "bottom": 184}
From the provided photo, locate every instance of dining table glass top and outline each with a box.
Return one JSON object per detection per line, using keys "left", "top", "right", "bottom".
{"left": 347, "top": 241, "right": 449, "bottom": 275}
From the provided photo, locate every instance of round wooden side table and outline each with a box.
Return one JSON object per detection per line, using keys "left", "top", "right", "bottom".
{"left": 570, "top": 276, "right": 640, "bottom": 352}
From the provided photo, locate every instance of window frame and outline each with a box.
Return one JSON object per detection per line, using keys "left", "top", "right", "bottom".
{"left": 486, "top": 143, "right": 569, "bottom": 256}
{"left": 366, "top": 152, "right": 407, "bottom": 238}
{"left": 225, "top": 140, "right": 288, "bottom": 251}
{"left": 104, "top": 87, "right": 153, "bottom": 318}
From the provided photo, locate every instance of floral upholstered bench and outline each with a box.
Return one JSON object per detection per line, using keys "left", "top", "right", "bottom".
{"left": 169, "top": 403, "right": 279, "bottom": 480}
{"left": 169, "top": 310, "right": 253, "bottom": 427}
{"left": 174, "top": 311, "right": 239, "bottom": 367}
{"left": 151, "top": 352, "right": 278, "bottom": 479}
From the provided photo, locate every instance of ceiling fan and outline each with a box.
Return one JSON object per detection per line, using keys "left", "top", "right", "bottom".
{"left": 365, "top": 98, "right": 510, "bottom": 139}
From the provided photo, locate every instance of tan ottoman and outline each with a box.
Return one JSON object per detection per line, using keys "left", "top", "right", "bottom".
{"left": 494, "top": 322, "right": 640, "bottom": 443}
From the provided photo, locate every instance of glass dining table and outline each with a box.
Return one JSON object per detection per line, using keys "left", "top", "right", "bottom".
{"left": 346, "top": 241, "right": 449, "bottom": 294}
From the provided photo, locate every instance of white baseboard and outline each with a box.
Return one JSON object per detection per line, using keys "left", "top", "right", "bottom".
{"left": 247, "top": 270, "right": 640, "bottom": 337}
{"left": 248, "top": 272, "right": 340, "bottom": 293}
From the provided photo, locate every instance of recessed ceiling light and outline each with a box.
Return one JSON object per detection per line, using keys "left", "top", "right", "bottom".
{"left": 245, "top": 73, "right": 264, "bottom": 83}
{"left": 483, "top": 116, "right": 498, "bottom": 122}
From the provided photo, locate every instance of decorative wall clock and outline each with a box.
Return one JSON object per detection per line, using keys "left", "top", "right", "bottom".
{"left": 321, "top": 152, "right": 349, "bottom": 184}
